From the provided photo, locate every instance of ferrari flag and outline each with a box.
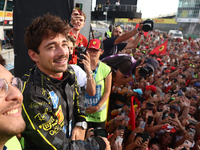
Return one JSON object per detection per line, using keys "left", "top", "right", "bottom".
{"left": 149, "top": 40, "right": 168, "bottom": 55}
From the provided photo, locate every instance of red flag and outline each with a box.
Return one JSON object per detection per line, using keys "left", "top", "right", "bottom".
{"left": 149, "top": 40, "right": 168, "bottom": 55}
{"left": 128, "top": 96, "right": 141, "bottom": 131}
{"left": 128, "top": 96, "right": 135, "bottom": 130}
{"left": 135, "top": 23, "right": 149, "bottom": 37}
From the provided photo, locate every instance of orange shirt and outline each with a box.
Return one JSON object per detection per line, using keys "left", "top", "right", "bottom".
{"left": 68, "top": 31, "right": 88, "bottom": 64}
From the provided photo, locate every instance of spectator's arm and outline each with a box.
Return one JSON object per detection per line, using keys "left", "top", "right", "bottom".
{"left": 125, "top": 125, "right": 144, "bottom": 147}
{"left": 179, "top": 96, "right": 190, "bottom": 121}
{"left": 111, "top": 108, "right": 122, "bottom": 118}
{"left": 114, "top": 28, "right": 139, "bottom": 45}
{"left": 145, "top": 124, "right": 164, "bottom": 133}
{"left": 169, "top": 70, "right": 179, "bottom": 80}
{"left": 123, "top": 34, "right": 142, "bottom": 50}
{"left": 113, "top": 69, "right": 135, "bottom": 86}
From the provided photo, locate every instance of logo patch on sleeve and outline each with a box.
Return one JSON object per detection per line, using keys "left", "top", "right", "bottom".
{"left": 49, "top": 91, "right": 59, "bottom": 109}
{"left": 55, "top": 105, "right": 64, "bottom": 124}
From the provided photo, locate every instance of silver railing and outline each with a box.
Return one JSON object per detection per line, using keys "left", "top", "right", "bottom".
{"left": 95, "top": 4, "right": 137, "bottom": 12}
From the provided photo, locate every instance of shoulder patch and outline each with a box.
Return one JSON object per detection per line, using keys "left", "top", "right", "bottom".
{"left": 49, "top": 91, "right": 59, "bottom": 109}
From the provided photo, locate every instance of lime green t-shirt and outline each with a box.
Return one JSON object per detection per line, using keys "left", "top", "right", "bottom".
{"left": 85, "top": 62, "right": 111, "bottom": 123}
{"left": 5, "top": 136, "right": 22, "bottom": 150}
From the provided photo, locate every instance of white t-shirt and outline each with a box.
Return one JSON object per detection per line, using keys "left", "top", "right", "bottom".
{"left": 115, "top": 2, "right": 120, "bottom": 6}
{"left": 70, "top": 65, "right": 87, "bottom": 88}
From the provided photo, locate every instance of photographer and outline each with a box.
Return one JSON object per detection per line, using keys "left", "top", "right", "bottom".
{"left": 102, "top": 54, "right": 159, "bottom": 86}
{"left": 100, "top": 23, "right": 144, "bottom": 60}
{"left": 67, "top": 35, "right": 96, "bottom": 96}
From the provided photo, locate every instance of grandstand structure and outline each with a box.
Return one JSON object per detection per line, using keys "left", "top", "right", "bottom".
{"left": 91, "top": 0, "right": 141, "bottom": 24}
{"left": 176, "top": 0, "right": 200, "bottom": 37}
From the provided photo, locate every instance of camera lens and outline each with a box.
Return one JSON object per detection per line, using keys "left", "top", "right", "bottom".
{"left": 139, "top": 67, "right": 148, "bottom": 77}
{"left": 143, "top": 23, "right": 151, "bottom": 32}
{"left": 139, "top": 66, "right": 153, "bottom": 77}
{"left": 95, "top": 129, "right": 108, "bottom": 138}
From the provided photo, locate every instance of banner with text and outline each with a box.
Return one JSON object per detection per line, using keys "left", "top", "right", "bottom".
{"left": 115, "top": 18, "right": 177, "bottom": 24}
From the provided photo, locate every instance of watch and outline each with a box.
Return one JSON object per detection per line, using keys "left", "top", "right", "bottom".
{"left": 75, "top": 121, "right": 87, "bottom": 130}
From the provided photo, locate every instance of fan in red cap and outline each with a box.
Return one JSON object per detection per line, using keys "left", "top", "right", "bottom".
{"left": 146, "top": 85, "right": 156, "bottom": 93}
{"left": 171, "top": 66, "right": 176, "bottom": 71}
{"left": 157, "top": 58, "right": 161, "bottom": 62}
{"left": 87, "top": 39, "right": 101, "bottom": 50}
{"left": 161, "top": 124, "right": 176, "bottom": 133}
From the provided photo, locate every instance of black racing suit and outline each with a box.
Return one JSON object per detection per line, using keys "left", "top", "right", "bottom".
{"left": 21, "top": 65, "right": 105, "bottom": 150}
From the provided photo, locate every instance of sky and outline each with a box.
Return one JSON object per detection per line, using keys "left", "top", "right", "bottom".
{"left": 137, "top": 0, "right": 179, "bottom": 18}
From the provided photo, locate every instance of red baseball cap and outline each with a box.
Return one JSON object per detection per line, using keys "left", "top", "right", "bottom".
{"left": 165, "top": 70, "right": 170, "bottom": 73}
{"left": 171, "top": 66, "right": 176, "bottom": 71}
{"left": 87, "top": 39, "right": 101, "bottom": 50}
{"left": 159, "top": 62, "right": 164, "bottom": 66}
{"left": 146, "top": 85, "right": 156, "bottom": 92}
{"left": 157, "top": 58, "right": 161, "bottom": 62}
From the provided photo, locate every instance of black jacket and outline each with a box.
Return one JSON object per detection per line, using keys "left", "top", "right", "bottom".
{"left": 21, "top": 65, "right": 105, "bottom": 150}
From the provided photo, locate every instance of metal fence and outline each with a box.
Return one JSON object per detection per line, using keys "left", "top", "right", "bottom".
{"left": 95, "top": 4, "right": 137, "bottom": 12}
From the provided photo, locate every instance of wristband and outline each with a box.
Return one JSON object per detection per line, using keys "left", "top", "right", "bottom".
{"left": 87, "top": 77, "right": 93, "bottom": 80}
{"left": 132, "top": 131, "right": 137, "bottom": 136}
{"left": 132, "top": 75, "right": 137, "bottom": 83}
{"left": 132, "top": 75, "right": 136, "bottom": 80}
{"left": 69, "top": 22, "right": 74, "bottom": 28}
{"left": 87, "top": 70, "right": 93, "bottom": 77}
{"left": 138, "top": 32, "right": 143, "bottom": 36}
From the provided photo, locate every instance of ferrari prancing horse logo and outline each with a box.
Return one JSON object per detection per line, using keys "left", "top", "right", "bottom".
{"left": 159, "top": 45, "right": 165, "bottom": 51}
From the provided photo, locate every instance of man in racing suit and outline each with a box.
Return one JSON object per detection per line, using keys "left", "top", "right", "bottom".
{"left": 21, "top": 10, "right": 110, "bottom": 150}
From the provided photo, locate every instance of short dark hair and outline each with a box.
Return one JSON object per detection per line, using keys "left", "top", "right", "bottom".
{"left": 24, "top": 14, "right": 69, "bottom": 54}
{"left": 0, "top": 54, "right": 6, "bottom": 66}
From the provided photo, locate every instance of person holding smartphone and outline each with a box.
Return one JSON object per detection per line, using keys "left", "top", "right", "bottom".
{"left": 68, "top": 8, "right": 88, "bottom": 65}
{"left": 85, "top": 39, "right": 112, "bottom": 129}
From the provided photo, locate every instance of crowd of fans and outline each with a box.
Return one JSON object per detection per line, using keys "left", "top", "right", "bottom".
{"left": 94, "top": 28, "right": 200, "bottom": 150}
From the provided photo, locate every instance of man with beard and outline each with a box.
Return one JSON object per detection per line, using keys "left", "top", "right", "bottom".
{"left": 0, "top": 56, "right": 26, "bottom": 150}
{"left": 100, "top": 23, "right": 144, "bottom": 60}
{"left": 21, "top": 12, "right": 110, "bottom": 150}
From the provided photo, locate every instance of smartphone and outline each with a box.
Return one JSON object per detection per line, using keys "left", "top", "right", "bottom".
{"left": 118, "top": 125, "right": 125, "bottom": 130}
{"left": 125, "top": 116, "right": 130, "bottom": 124}
{"left": 75, "top": 3, "right": 82, "bottom": 12}
{"left": 139, "top": 121, "right": 146, "bottom": 129}
{"left": 120, "top": 110, "right": 126, "bottom": 116}
{"left": 188, "top": 119, "right": 198, "bottom": 126}
{"left": 147, "top": 116, "right": 153, "bottom": 125}
{"left": 188, "top": 128, "right": 196, "bottom": 137}
{"left": 76, "top": 47, "right": 87, "bottom": 60}
{"left": 178, "top": 90, "right": 183, "bottom": 96}
{"left": 182, "top": 140, "right": 192, "bottom": 148}
{"left": 115, "top": 136, "right": 123, "bottom": 145}
{"left": 169, "top": 112, "right": 175, "bottom": 119}
{"left": 141, "top": 131, "right": 150, "bottom": 142}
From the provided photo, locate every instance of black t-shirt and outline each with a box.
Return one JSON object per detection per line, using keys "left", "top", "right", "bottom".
{"left": 100, "top": 37, "right": 127, "bottom": 60}
{"left": 102, "top": 55, "right": 132, "bottom": 75}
